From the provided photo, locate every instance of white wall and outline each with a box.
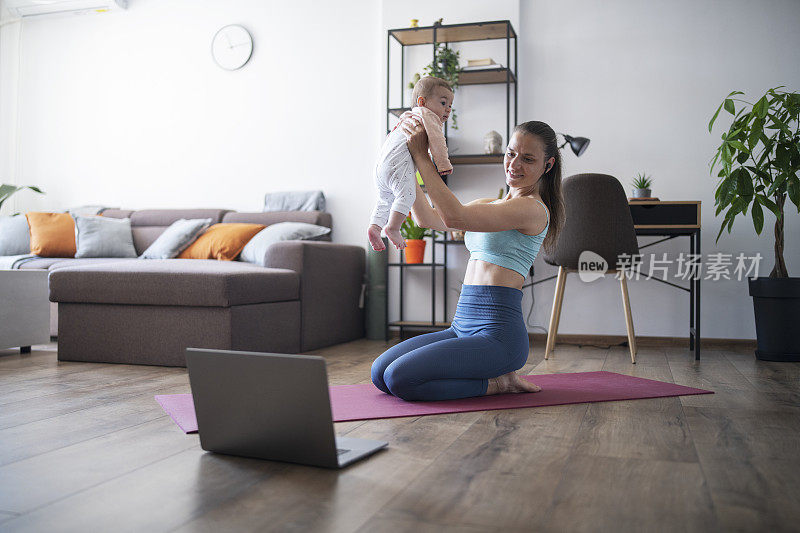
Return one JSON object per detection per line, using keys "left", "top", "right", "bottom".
{"left": 0, "top": 0, "right": 383, "bottom": 248}
{"left": 2, "top": 0, "right": 798, "bottom": 340}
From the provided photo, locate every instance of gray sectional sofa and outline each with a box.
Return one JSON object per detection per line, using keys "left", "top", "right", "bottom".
{"left": 18, "top": 208, "right": 365, "bottom": 366}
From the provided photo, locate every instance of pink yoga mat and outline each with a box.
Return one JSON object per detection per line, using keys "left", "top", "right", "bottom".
{"left": 156, "top": 371, "right": 712, "bottom": 433}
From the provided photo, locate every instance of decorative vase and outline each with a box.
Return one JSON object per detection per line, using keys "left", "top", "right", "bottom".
{"left": 748, "top": 277, "right": 800, "bottom": 361}
{"left": 632, "top": 188, "right": 651, "bottom": 198}
{"left": 404, "top": 239, "right": 426, "bottom": 263}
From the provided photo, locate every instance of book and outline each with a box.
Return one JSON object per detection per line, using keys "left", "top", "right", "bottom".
{"left": 460, "top": 64, "right": 504, "bottom": 71}
{"left": 467, "top": 58, "right": 496, "bottom": 67}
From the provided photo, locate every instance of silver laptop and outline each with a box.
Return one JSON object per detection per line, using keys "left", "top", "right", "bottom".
{"left": 185, "top": 348, "right": 387, "bottom": 469}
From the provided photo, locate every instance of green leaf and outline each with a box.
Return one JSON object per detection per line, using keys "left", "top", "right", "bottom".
{"left": 788, "top": 180, "right": 800, "bottom": 211}
{"left": 767, "top": 172, "right": 788, "bottom": 196}
{"left": 0, "top": 184, "right": 44, "bottom": 210}
{"left": 728, "top": 140, "right": 749, "bottom": 153}
{"left": 722, "top": 144, "right": 732, "bottom": 165}
{"left": 715, "top": 202, "right": 740, "bottom": 243}
{"left": 709, "top": 151, "right": 721, "bottom": 174}
{"left": 747, "top": 131, "right": 760, "bottom": 150}
{"left": 727, "top": 212, "right": 736, "bottom": 232}
{"left": 751, "top": 198, "right": 764, "bottom": 234}
{"left": 709, "top": 101, "right": 725, "bottom": 132}
{"left": 724, "top": 99, "right": 735, "bottom": 114}
{"left": 775, "top": 144, "right": 790, "bottom": 168}
{"left": 709, "top": 90, "right": 744, "bottom": 132}
{"left": 753, "top": 96, "right": 769, "bottom": 119}
{"left": 715, "top": 211, "right": 734, "bottom": 244}
{"left": 790, "top": 144, "right": 800, "bottom": 167}
{"left": 735, "top": 167, "right": 754, "bottom": 197}
{"left": 715, "top": 176, "right": 734, "bottom": 208}
{"left": 756, "top": 147, "right": 770, "bottom": 168}
{"left": 756, "top": 194, "right": 780, "bottom": 218}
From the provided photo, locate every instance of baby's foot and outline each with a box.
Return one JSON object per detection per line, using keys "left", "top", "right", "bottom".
{"left": 368, "top": 225, "right": 386, "bottom": 251}
{"left": 384, "top": 226, "right": 406, "bottom": 250}
{"left": 486, "top": 372, "right": 541, "bottom": 395}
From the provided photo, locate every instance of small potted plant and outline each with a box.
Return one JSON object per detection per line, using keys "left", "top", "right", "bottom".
{"left": 709, "top": 86, "right": 800, "bottom": 361}
{"left": 400, "top": 216, "right": 431, "bottom": 263}
{"left": 630, "top": 173, "right": 653, "bottom": 198}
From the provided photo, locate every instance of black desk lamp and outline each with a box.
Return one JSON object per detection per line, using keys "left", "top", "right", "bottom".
{"left": 559, "top": 133, "right": 590, "bottom": 157}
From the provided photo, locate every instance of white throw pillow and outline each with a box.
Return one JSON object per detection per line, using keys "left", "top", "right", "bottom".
{"left": 240, "top": 222, "right": 331, "bottom": 266}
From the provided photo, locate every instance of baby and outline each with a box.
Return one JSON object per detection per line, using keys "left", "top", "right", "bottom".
{"left": 368, "top": 76, "right": 454, "bottom": 251}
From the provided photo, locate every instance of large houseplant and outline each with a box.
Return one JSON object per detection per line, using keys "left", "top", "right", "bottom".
{"left": 708, "top": 86, "right": 800, "bottom": 361}
{"left": 0, "top": 184, "right": 44, "bottom": 214}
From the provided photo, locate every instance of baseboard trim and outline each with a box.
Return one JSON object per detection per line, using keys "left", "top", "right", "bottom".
{"left": 527, "top": 332, "right": 757, "bottom": 350}
{"left": 387, "top": 328, "right": 756, "bottom": 349}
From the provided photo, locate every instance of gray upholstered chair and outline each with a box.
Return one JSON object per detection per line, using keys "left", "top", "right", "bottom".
{"left": 541, "top": 173, "right": 640, "bottom": 363}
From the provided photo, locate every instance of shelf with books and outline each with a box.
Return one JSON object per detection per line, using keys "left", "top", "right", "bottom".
{"left": 459, "top": 67, "right": 516, "bottom": 85}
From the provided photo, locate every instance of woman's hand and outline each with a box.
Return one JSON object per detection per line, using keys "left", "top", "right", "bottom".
{"left": 398, "top": 117, "right": 429, "bottom": 158}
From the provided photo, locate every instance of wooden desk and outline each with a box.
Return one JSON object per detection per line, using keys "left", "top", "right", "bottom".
{"left": 629, "top": 200, "right": 701, "bottom": 360}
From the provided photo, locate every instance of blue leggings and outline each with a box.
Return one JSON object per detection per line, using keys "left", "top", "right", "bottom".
{"left": 371, "top": 284, "right": 530, "bottom": 401}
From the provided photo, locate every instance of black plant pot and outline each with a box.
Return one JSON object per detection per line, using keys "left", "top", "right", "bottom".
{"left": 748, "top": 277, "right": 800, "bottom": 362}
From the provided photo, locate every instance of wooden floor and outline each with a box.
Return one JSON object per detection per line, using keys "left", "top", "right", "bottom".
{"left": 0, "top": 339, "right": 798, "bottom": 533}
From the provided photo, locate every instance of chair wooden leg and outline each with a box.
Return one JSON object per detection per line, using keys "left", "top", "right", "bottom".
{"left": 619, "top": 275, "right": 637, "bottom": 363}
{"left": 545, "top": 266, "right": 567, "bottom": 359}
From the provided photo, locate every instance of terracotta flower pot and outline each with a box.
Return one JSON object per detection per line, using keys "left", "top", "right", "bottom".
{"left": 404, "top": 239, "right": 426, "bottom": 263}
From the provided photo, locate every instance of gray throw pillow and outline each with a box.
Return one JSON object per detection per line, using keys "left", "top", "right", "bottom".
{"left": 240, "top": 222, "right": 331, "bottom": 266}
{"left": 75, "top": 216, "right": 137, "bottom": 258}
{"left": 139, "top": 218, "right": 212, "bottom": 259}
{"left": 263, "top": 190, "right": 326, "bottom": 212}
{"left": 0, "top": 215, "right": 31, "bottom": 256}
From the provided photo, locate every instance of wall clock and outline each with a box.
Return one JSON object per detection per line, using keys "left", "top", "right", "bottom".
{"left": 211, "top": 24, "right": 253, "bottom": 70}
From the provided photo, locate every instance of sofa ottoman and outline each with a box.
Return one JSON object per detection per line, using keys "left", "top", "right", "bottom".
{"left": 49, "top": 259, "right": 301, "bottom": 366}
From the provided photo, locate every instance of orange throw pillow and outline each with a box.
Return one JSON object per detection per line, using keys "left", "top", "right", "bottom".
{"left": 178, "top": 223, "right": 265, "bottom": 261}
{"left": 26, "top": 212, "right": 76, "bottom": 257}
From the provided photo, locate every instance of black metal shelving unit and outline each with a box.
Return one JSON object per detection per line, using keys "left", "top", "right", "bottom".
{"left": 386, "top": 232, "right": 470, "bottom": 340}
{"left": 384, "top": 20, "right": 518, "bottom": 339}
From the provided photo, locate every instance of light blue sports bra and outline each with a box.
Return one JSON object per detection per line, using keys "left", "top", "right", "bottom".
{"left": 464, "top": 198, "right": 549, "bottom": 278}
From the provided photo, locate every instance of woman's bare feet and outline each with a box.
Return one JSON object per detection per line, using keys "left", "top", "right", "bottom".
{"left": 486, "top": 371, "right": 541, "bottom": 395}
{"left": 368, "top": 224, "right": 386, "bottom": 251}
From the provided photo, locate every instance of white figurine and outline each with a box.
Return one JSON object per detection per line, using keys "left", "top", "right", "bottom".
{"left": 484, "top": 130, "right": 503, "bottom": 154}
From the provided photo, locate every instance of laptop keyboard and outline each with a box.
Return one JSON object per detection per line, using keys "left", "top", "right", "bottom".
{"left": 336, "top": 448, "right": 350, "bottom": 456}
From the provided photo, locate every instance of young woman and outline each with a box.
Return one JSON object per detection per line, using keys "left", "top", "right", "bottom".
{"left": 370, "top": 120, "right": 565, "bottom": 401}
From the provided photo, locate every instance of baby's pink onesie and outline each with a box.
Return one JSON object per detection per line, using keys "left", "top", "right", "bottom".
{"left": 400, "top": 107, "right": 453, "bottom": 175}
{"left": 369, "top": 107, "right": 453, "bottom": 228}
